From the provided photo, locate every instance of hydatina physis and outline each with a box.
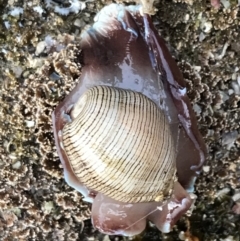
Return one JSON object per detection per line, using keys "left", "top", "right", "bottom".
{"left": 52, "top": 3, "right": 207, "bottom": 236}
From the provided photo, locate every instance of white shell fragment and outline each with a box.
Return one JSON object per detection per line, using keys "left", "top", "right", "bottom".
{"left": 62, "top": 86, "right": 176, "bottom": 203}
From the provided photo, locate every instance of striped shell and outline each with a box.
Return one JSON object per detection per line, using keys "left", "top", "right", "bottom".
{"left": 62, "top": 85, "right": 176, "bottom": 203}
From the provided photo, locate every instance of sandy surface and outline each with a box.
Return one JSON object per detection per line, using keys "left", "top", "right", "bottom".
{"left": 0, "top": 0, "right": 240, "bottom": 240}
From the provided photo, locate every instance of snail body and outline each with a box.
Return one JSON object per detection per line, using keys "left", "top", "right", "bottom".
{"left": 52, "top": 3, "right": 206, "bottom": 236}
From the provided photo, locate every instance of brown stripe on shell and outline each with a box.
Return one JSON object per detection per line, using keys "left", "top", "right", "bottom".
{"left": 62, "top": 86, "right": 176, "bottom": 203}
